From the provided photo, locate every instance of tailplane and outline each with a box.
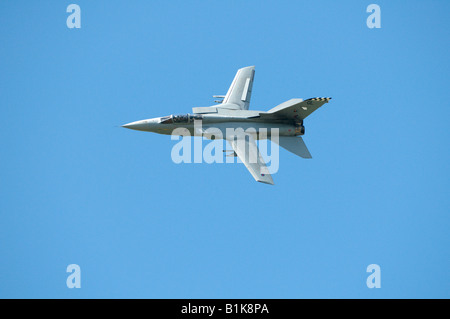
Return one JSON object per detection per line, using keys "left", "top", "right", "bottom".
{"left": 272, "top": 136, "right": 312, "bottom": 159}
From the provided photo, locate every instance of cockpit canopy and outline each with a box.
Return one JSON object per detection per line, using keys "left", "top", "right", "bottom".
{"left": 160, "top": 114, "right": 203, "bottom": 124}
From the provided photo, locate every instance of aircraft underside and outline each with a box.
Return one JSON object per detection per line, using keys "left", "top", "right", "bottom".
{"left": 122, "top": 66, "right": 330, "bottom": 185}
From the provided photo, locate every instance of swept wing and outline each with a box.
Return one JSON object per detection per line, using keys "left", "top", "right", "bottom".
{"left": 227, "top": 132, "right": 274, "bottom": 185}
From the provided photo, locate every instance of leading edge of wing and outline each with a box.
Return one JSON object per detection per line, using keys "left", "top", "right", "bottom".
{"left": 227, "top": 133, "right": 274, "bottom": 185}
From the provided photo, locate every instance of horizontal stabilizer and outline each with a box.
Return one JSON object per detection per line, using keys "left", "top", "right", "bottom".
{"left": 272, "top": 136, "right": 312, "bottom": 159}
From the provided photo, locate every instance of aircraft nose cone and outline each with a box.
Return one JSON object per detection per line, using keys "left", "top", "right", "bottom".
{"left": 121, "top": 120, "right": 149, "bottom": 131}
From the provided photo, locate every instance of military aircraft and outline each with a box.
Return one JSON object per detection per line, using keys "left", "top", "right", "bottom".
{"left": 122, "top": 66, "right": 331, "bottom": 185}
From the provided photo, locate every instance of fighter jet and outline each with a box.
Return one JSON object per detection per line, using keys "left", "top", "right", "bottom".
{"left": 122, "top": 66, "right": 331, "bottom": 185}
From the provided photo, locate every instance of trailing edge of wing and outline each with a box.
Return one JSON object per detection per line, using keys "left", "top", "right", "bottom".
{"left": 227, "top": 134, "right": 274, "bottom": 185}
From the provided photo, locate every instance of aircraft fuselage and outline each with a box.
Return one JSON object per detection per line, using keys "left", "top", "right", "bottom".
{"left": 122, "top": 112, "right": 305, "bottom": 139}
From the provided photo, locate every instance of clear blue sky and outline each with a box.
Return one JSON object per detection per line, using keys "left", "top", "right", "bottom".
{"left": 0, "top": 0, "right": 449, "bottom": 298}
